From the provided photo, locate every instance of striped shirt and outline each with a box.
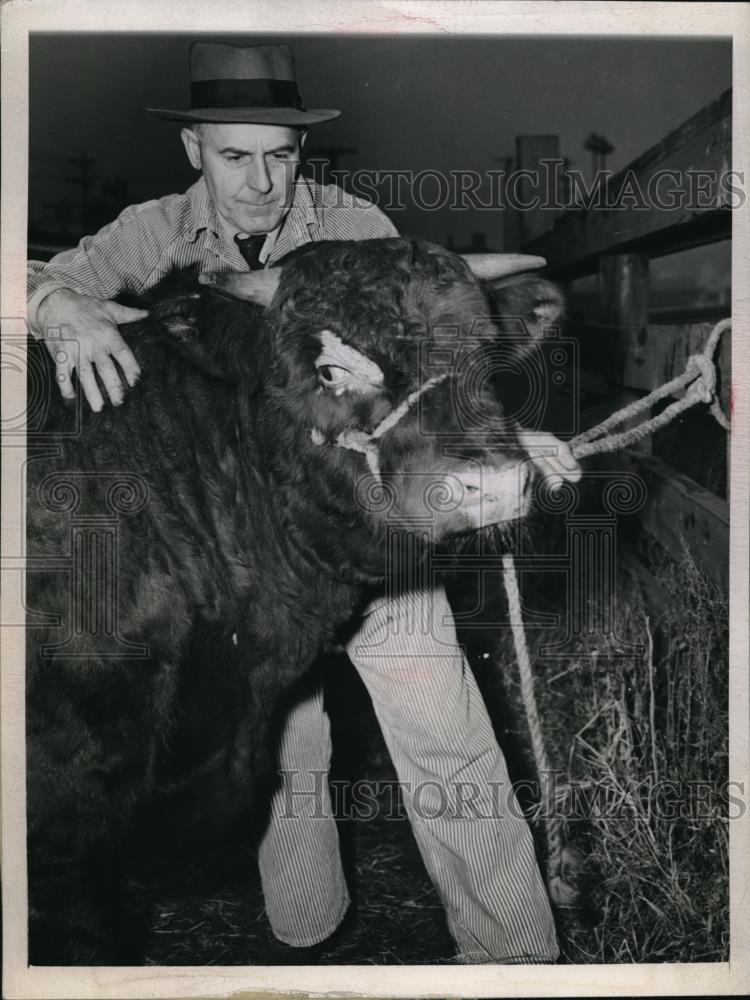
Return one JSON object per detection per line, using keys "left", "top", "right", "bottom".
{"left": 27, "top": 174, "right": 397, "bottom": 333}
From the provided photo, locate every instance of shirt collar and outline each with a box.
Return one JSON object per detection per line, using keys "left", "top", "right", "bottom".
{"left": 267, "top": 176, "right": 320, "bottom": 264}
{"left": 185, "top": 176, "right": 215, "bottom": 241}
{"left": 185, "top": 174, "right": 321, "bottom": 264}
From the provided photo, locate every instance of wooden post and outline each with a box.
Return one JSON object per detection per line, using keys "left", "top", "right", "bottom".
{"left": 598, "top": 253, "right": 651, "bottom": 452}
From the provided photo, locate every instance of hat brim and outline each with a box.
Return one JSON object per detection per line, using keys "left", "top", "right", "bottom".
{"left": 147, "top": 106, "right": 341, "bottom": 125}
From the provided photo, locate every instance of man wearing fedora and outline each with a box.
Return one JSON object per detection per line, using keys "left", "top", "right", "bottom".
{"left": 27, "top": 41, "right": 569, "bottom": 964}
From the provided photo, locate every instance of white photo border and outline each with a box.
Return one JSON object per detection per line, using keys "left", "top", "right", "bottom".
{"left": 2, "top": 2, "right": 748, "bottom": 997}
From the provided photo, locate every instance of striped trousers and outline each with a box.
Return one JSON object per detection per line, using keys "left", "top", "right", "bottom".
{"left": 257, "top": 584, "right": 559, "bottom": 963}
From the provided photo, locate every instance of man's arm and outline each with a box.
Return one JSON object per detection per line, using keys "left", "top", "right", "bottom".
{"left": 28, "top": 201, "right": 172, "bottom": 410}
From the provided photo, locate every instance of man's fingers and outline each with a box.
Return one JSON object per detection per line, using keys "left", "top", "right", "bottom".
{"left": 100, "top": 311, "right": 143, "bottom": 388}
{"left": 517, "top": 429, "right": 582, "bottom": 490}
{"left": 545, "top": 454, "right": 582, "bottom": 485}
{"left": 48, "top": 341, "right": 77, "bottom": 400}
{"left": 106, "top": 302, "right": 149, "bottom": 324}
{"left": 39, "top": 293, "right": 145, "bottom": 408}
{"left": 55, "top": 363, "right": 76, "bottom": 401}
{"left": 111, "top": 340, "right": 141, "bottom": 387}
{"left": 92, "top": 352, "right": 125, "bottom": 406}
{"left": 525, "top": 453, "right": 581, "bottom": 494}
{"left": 76, "top": 363, "right": 105, "bottom": 413}
{"left": 555, "top": 441, "right": 581, "bottom": 474}
{"left": 62, "top": 334, "right": 140, "bottom": 409}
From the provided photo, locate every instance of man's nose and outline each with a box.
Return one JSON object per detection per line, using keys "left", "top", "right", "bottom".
{"left": 245, "top": 157, "right": 273, "bottom": 195}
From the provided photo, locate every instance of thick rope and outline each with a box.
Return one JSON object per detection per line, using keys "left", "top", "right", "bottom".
{"left": 324, "top": 372, "right": 451, "bottom": 480}
{"left": 504, "top": 317, "right": 730, "bottom": 906}
{"left": 571, "top": 317, "right": 731, "bottom": 458}
{"left": 502, "top": 552, "right": 568, "bottom": 903}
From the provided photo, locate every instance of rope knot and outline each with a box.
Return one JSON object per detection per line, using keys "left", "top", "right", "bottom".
{"left": 336, "top": 428, "right": 374, "bottom": 455}
{"left": 685, "top": 353, "right": 716, "bottom": 403}
{"left": 335, "top": 429, "right": 381, "bottom": 478}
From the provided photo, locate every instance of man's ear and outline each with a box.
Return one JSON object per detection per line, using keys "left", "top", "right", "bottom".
{"left": 298, "top": 128, "right": 308, "bottom": 152}
{"left": 181, "top": 127, "right": 203, "bottom": 171}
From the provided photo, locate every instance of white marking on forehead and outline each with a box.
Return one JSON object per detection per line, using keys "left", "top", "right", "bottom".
{"left": 316, "top": 329, "right": 384, "bottom": 386}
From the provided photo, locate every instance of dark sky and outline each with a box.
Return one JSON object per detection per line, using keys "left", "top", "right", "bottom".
{"left": 29, "top": 32, "right": 732, "bottom": 249}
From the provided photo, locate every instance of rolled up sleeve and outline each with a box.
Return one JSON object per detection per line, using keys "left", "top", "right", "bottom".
{"left": 27, "top": 201, "right": 169, "bottom": 335}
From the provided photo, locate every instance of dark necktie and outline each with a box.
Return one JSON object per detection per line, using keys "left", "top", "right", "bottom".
{"left": 234, "top": 233, "right": 266, "bottom": 270}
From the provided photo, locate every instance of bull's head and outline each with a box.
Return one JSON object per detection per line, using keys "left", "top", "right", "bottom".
{"left": 197, "top": 239, "right": 564, "bottom": 556}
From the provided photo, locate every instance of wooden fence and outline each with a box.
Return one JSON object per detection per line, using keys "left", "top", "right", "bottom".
{"left": 511, "top": 89, "right": 732, "bottom": 585}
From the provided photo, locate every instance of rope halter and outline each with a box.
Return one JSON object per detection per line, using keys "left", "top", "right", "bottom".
{"left": 311, "top": 372, "right": 451, "bottom": 481}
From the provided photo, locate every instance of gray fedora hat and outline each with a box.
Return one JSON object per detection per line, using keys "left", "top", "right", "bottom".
{"left": 148, "top": 42, "right": 341, "bottom": 125}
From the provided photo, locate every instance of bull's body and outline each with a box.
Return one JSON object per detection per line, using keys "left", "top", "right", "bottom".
{"left": 27, "top": 280, "right": 366, "bottom": 964}
{"left": 26, "top": 239, "right": 555, "bottom": 963}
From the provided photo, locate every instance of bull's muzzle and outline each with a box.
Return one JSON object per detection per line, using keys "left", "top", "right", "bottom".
{"left": 443, "top": 462, "right": 531, "bottom": 528}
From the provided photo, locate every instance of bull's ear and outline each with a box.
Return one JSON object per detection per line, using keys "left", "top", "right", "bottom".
{"left": 154, "top": 293, "right": 266, "bottom": 387}
{"left": 486, "top": 274, "right": 565, "bottom": 345}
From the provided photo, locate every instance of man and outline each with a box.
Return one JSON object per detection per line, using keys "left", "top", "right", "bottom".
{"left": 28, "top": 41, "right": 577, "bottom": 963}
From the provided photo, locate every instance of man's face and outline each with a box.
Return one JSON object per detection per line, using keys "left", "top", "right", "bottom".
{"left": 181, "top": 122, "right": 303, "bottom": 235}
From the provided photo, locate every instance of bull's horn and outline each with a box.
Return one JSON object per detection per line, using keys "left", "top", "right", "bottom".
{"left": 198, "top": 268, "right": 282, "bottom": 306}
{"left": 461, "top": 253, "right": 547, "bottom": 280}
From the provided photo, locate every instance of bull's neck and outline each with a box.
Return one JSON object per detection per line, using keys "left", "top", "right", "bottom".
{"left": 252, "top": 406, "right": 392, "bottom": 586}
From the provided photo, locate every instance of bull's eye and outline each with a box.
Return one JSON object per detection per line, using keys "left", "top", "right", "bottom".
{"left": 317, "top": 364, "right": 351, "bottom": 388}
{"left": 315, "top": 329, "right": 385, "bottom": 396}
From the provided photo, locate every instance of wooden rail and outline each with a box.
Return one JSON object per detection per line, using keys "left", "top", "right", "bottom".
{"left": 524, "top": 89, "right": 732, "bottom": 279}
{"left": 514, "top": 90, "right": 732, "bottom": 584}
{"left": 575, "top": 319, "right": 731, "bottom": 413}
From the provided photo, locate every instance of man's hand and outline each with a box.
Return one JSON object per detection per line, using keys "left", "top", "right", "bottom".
{"left": 37, "top": 288, "right": 148, "bottom": 411}
{"left": 516, "top": 428, "right": 582, "bottom": 493}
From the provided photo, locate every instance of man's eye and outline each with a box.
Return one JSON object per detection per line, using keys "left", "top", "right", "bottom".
{"left": 318, "top": 364, "right": 350, "bottom": 387}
